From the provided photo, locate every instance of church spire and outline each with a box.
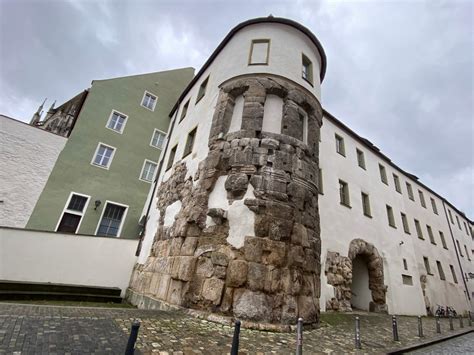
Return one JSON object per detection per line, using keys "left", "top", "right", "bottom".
{"left": 30, "top": 98, "right": 47, "bottom": 125}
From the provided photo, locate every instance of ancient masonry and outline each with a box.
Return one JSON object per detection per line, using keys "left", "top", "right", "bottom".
{"left": 129, "top": 74, "right": 323, "bottom": 325}
{"left": 324, "top": 239, "right": 387, "bottom": 312}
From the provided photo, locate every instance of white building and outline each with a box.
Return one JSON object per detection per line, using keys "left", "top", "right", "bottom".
{"left": 128, "top": 16, "right": 473, "bottom": 324}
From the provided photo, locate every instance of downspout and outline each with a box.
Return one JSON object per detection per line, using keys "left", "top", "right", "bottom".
{"left": 442, "top": 200, "right": 470, "bottom": 301}
{"left": 135, "top": 109, "right": 179, "bottom": 256}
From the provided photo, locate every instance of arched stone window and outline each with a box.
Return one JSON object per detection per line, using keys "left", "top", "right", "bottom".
{"left": 262, "top": 94, "right": 283, "bottom": 134}
{"left": 228, "top": 95, "right": 244, "bottom": 133}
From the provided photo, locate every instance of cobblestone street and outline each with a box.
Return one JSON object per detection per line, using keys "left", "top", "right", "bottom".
{"left": 0, "top": 303, "right": 472, "bottom": 354}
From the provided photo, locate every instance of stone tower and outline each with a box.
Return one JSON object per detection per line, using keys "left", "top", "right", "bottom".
{"left": 128, "top": 16, "right": 327, "bottom": 327}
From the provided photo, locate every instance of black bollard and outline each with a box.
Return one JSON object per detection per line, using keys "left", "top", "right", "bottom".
{"left": 436, "top": 316, "right": 441, "bottom": 334}
{"left": 125, "top": 319, "right": 140, "bottom": 355}
{"left": 392, "top": 315, "right": 399, "bottom": 341}
{"left": 459, "top": 316, "right": 464, "bottom": 328}
{"left": 449, "top": 315, "right": 454, "bottom": 330}
{"left": 355, "top": 316, "right": 361, "bottom": 349}
{"left": 296, "top": 317, "right": 303, "bottom": 355}
{"left": 417, "top": 316, "right": 423, "bottom": 338}
{"left": 230, "top": 320, "right": 241, "bottom": 355}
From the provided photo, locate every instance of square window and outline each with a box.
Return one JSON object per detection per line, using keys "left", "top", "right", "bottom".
{"left": 183, "top": 127, "right": 197, "bottom": 158}
{"left": 401, "top": 213, "right": 410, "bottom": 234}
{"left": 335, "top": 134, "right": 345, "bottom": 156}
{"left": 106, "top": 111, "right": 127, "bottom": 133}
{"left": 402, "top": 274, "right": 413, "bottom": 286}
{"left": 56, "top": 192, "right": 90, "bottom": 234}
{"left": 386, "top": 205, "right": 396, "bottom": 228}
{"left": 356, "top": 149, "right": 366, "bottom": 169}
{"left": 150, "top": 129, "right": 166, "bottom": 149}
{"left": 141, "top": 91, "right": 157, "bottom": 111}
{"left": 166, "top": 145, "right": 177, "bottom": 171}
{"left": 140, "top": 160, "right": 158, "bottom": 182}
{"left": 361, "top": 192, "right": 371, "bottom": 217}
{"left": 302, "top": 54, "right": 313, "bottom": 84}
{"left": 406, "top": 182, "right": 414, "bottom": 201}
{"left": 92, "top": 143, "right": 115, "bottom": 169}
{"left": 379, "top": 164, "right": 388, "bottom": 185}
{"left": 96, "top": 202, "right": 127, "bottom": 237}
{"left": 339, "top": 180, "right": 350, "bottom": 207}
{"left": 393, "top": 174, "right": 401, "bottom": 193}
{"left": 418, "top": 190, "right": 426, "bottom": 208}
{"left": 196, "top": 76, "right": 209, "bottom": 103}
{"left": 249, "top": 39, "right": 270, "bottom": 65}
{"left": 415, "top": 219, "right": 424, "bottom": 239}
{"left": 179, "top": 100, "right": 190, "bottom": 122}
{"left": 67, "top": 195, "right": 88, "bottom": 212}
{"left": 430, "top": 198, "right": 438, "bottom": 215}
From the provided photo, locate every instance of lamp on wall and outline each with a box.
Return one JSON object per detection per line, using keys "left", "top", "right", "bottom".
{"left": 94, "top": 200, "right": 102, "bottom": 210}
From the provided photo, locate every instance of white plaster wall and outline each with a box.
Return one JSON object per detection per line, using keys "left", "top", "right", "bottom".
{"left": 319, "top": 115, "right": 472, "bottom": 315}
{"left": 0, "top": 227, "right": 138, "bottom": 296}
{"left": 0, "top": 116, "right": 66, "bottom": 227}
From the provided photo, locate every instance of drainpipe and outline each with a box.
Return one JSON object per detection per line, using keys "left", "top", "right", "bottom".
{"left": 442, "top": 200, "right": 470, "bottom": 301}
{"left": 135, "top": 110, "right": 179, "bottom": 256}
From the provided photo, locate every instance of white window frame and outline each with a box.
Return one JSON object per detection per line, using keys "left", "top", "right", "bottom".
{"left": 55, "top": 192, "right": 91, "bottom": 233}
{"left": 150, "top": 128, "right": 167, "bottom": 149}
{"left": 105, "top": 110, "right": 128, "bottom": 134}
{"left": 141, "top": 90, "right": 158, "bottom": 111}
{"left": 139, "top": 159, "right": 158, "bottom": 183}
{"left": 91, "top": 142, "right": 116, "bottom": 170}
{"left": 94, "top": 200, "right": 129, "bottom": 238}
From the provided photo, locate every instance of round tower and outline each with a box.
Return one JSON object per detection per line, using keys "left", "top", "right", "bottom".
{"left": 129, "top": 16, "right": 327, "bottom": 327}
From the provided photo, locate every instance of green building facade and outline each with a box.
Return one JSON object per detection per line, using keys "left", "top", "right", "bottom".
{"left": 27, "top": 68, "right": 194, "bottom": 238}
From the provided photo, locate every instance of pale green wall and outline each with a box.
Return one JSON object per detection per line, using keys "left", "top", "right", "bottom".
{"left": 27, "top": 68, "right": 194, "bottom": 238}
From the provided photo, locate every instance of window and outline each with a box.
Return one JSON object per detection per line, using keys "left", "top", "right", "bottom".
{"left": 196, "top": 76, "right": 209, "bottom": 103}
{"left": 448, "top": 209, "right": 454, "bottom": 224}
{"left": 393, "top": 174, "right": 401, "bottom": 193}
{"left": 386, "top": 205, "right": 396, "bottom": 228}
{"left": 423, "top": 257, "right": 432, "bottom": 275}
{"left": 335, "top": 134, "right": 345, "bottom": 156}
{"left": 436, "top": 261, "right": 446, "bottom": 280}
{"left": 96, "top": 202, "right": 127, "bottom": 237}
{"left": 183, "top": 127, "right": 197, "bottom": 158}
{"left": 439, "top": 231, "right": 447, "bottom": 249}
{"left": 361, "top": 192, "right": 371, "bottom": 217}
{"left": 140, "top": 160, "right": 158, "bottom": 182}
{"left": 465, "top": 245, "right": 471, "bottom": 261}
{"left": 402, "top": 275, "right": 413, "bottom": 286}
{"left": 456, "top": 215, "right": 461, "bottom": 230}
{"left": 430, "top": 198, "right": 438, "bottom": 215}
{"left": 339, "top": 180, "right": 350, "bottom": 207}
{"left": 464, "top": 222, "right": 469, "bottom": 236}
{"left": 450, "top": 265, "right": 458, "bottom": 283}
{"left": 457, "top": 240, "right": 463, "bottom": 257}
{"left": 356, "top": 149, "right": 366, "bottom": 169}
{"left": 406, "top": 182, "right": 414, "bottom": 201}
{"left": 401, "top": 213, "right": 410, "bottom": 234}
{"left": 403, "top": 258, "right": 408, "bottom": 270}
{"left": 166, "top": 145, "right": 177, "bottom": 171}
{"left": 179, "top": 100, "right": 190, "bottom": 122}
{"left": 249, "top": 39, "right": 270, "bottom": 65}
{"left": 106, "top": 110, "right": 127, "bottom": 133}
{"left": 91, "top": 143, "right": 115, "bottom": 169}
{"left": 379, "top": 164, "right": 388, "bottom": 185}
{"left": 418, "top": 190, "right": 426, "bottom": 208}
{"left": 415, "top": 219, "right": 424, "bottom": 240}
{"left": 302, "top": 54, "right": 313, "bottom": 84}
{"left": 427, "top": 225, "right": 435, "bottom": 245}
{"left": 318, "top": 168, "right": 323, "bottom": 194}
{"left": 150, "top": 129, "right": 166, "bottom": 149}
{"left": 56, "top": 193, "right": 90, "bottom": 234}
{"left": 141, "top": 91, "right": 157, "bottom": 111}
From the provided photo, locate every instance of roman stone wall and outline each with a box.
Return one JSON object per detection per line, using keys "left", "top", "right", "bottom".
{"left": 129, "top": 74, "right": 323, "bottom": 325}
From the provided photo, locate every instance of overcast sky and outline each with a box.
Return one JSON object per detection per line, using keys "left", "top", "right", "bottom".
{"left": 1, "top": 0, "right": 472, "bottom": 217}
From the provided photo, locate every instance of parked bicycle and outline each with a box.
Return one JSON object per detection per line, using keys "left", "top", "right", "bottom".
{"left": 434, "top": 305, "right": 457, "bottom": 317}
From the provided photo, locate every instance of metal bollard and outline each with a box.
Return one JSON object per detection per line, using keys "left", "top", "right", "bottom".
{"left": 459, "top": 316, "right": 464, "bottom": 328}
{"left": 296, "top": 317, "right": 303, "bottom": 355}
{"left": 355, "top": 316, "right": 362, "bottom": 349}
{"left": 436, "top": 316, "right": 441, "bottom": 334}
{"left": 392, "top": 315, "right": 399, "bottom": 341}
{"left": 230, "top": 320, "right": 241, "bottom": 355}
{"left": 449, "top": 315, "right": 454, "bottom": 330}
{"left": 417, "top": 316, "right": 423, "bottom": 338}
{"left": 125, "top": 319, "right": 140, "bottom": 355}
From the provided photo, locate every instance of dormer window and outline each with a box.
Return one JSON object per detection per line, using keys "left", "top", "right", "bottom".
{"left": 249, "top": 39, "right": 270, "bottom": 65}
{"left": 302, "top": 54, "right": 313, "bottom": 84}
{"left": 141, "top": 91, "right": 157, "bottom": 111}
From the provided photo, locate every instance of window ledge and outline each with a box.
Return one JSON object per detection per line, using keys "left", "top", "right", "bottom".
{"left": 337, "top": 151, "right": 346, "bottom": 157}
{"left": 302, "top": 76, "right": 314, "bottom": 87}
{"left": 389, "top": 224, "right": 397, "bottom": 229}
{"left": 363, "top": 213, "right": 372, "bottom": 218}
{"left": 340, "top": 202, "right": 351, "bottom": 209}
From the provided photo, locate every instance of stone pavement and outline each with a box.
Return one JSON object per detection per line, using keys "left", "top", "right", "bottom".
{"left": 0, "top": 302, "right": 472, "bottom": 354}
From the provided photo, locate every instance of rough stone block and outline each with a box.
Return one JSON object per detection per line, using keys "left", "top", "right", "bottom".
{"left": 196, "top": 257, "right": 214, "bottom": 278}
{"left": 244, "top": 236, "right": 263, "bottom": 262}
{"left": 181, "top": 237, "right": 198, "bottom": 256}
{"left": 226, "top": 260, "right": 248, "bottom": 287}
{"left": 247, "top": 262, "right": 267, "bottom": 291}
{"left": 177, "top": 256, "right": 197, "bottom": 281}
{"left": 156, "top": 274, "right": 171, "bottom": 300}
{"left": 233, "top": 289, "right": 272, "bottom": 321}
{"left": 202, "top": 277, "right": 225, "bottom": 304}
{"left": 167, "top": 279, "right": 185, "bottom": 306}
{"left": 214, "top": 265, "right": 227, "bottom": 279}
{"left": 211, "top": 252, "right": 229, "bottom": 266}
{"left": 298, "top": 295, "right": 319, "bottom": 323}
{"left": 281, "top": 295, "right": 298, "bottom": 324}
